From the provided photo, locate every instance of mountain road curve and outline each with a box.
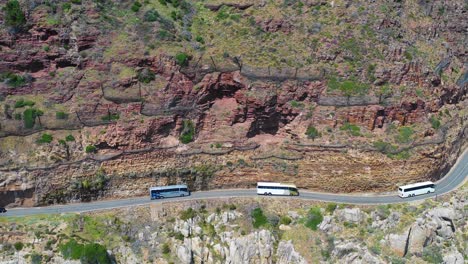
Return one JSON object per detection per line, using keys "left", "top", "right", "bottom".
{"left": 3, "top": 149, "right": 467, "bottom": 217}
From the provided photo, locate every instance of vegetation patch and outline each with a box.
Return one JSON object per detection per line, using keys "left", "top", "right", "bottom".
{"left": 37, "top": 133, "right": 53, "bottom": 144}
{"left": 180, "top": 207, "right": 196, "bottom": 221}
{"left": 395, "top": 126, "right": 414, "bottom": 144}
{"left": 304, "top": 207, "right": 323, "bottom": 230}
{"left": 1, "top": 72, "right": 27, "bottom": 87}
{"left": 340, "top": 123, "right": 361, "bottom": 136}
{"left": 23, "top": 108, "right": 43, "bottom": 129}
{"left": 305, "top": 125, "right": 320, "bottom": 140}
{"left": 14, "top": 99, "right": 35, "bottom": 108}
{"left": 179, "top": 120, "right": 195, "bottom": 144}
{"left": 3, "top": 0, "right": 26, "bottom": 28}
{"left": 251, "top": 207, "right": 269, "bottom": 228}
{"left": 85, "top": 145, "right": 97, "bottom": 153}
{"left": 60, "top": 239, "right": 111, "bottom": 264}
{"left": 429, "top": 115, "right": 441, "bottom": 129}
{"left": 56, "top": 111, "right": 69, "bottom": 120}
{"left": 175, "top": 53, "right": 190, "bottom": 66}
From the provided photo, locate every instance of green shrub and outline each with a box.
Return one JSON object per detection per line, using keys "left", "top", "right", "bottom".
{"left": 305, "top": 207, "right": 323, "bottom": 230}
{"left": 251, "top": 208, "right": 269, "bottom": 228}
{"left": 131, "top": 1, "right": 142, "bottom": 12}
{"left": 306, "top": 125, "right": 320, "bottom": 140}
{"left": 429, "top": 115, "right": 441, "bottom": 129}
{"left": 144, "top": 9, "right": 160, "bottom": 22}
{"left": 71, "top": 0, "right": 82, "bottom": 4}
{"left": 326, "top": 203, "right": 337, "bottom": 214}
{"left": 65, "top": 134, "right": 75, "bottom": 142}
{"left": 138, "top": 69, "right": 155, "bottom": 83}
{"left": 60, "top": 240, "right": 110, "bottom": 264}
{"left": 195, "top": 36, "right": 205, "bottom": 44}
{"left": 174, "top": 232, "right": 184, "bottom": 241}
{"left": 389, "top": 256, "right": 406, "bottom": 264}
{"left": 14, "top": 99, "right": 35, "bottom": 108}
{"left": 3, "top": 0, "right": 26, "bottom": 28}
{"left": 422, "top": 245, "right": 443, "bottom": 264}
{"left": 280, "top": 215, "right": 292, "bottom": 225}
{"left": 58, "top": 139, "right": 66, "bottom": 145}
{"left": 179, "top": 120, "right": 195, "bottom": 144}
{"left": 387, "top": 150, "right": 411, "bottom": 160}
{"left": 14, "top": 241, "right": 24, "bottom": 251}
{"left": 395, "top": 126, "right": 413, "bottom": 144}
{"left": 62, "top": 2, "right": 71, "bottom": 11}
{"left": 85, "top": 145, "right": 97, "bottom": 153}
{"left": 327, "top": 76, "right": 369, "bottom": 98}
{"left": 162, "top": 243, "right": 170, "bottom": 254}
{"left": 340, "top": 122, "right": 361, "bottom": 136}
{"left": 175, "top": 53, "right": 189, "bottom": 66}
{"left": 14, "top": 113, "right": 21, "bottom": 120}
{"left": 23, "top": 108, "right": 38, "bottom": 128}
{"left": 369, "top": 244, "right": 381, "bottom": 255}
{"left": 101, "top": 113, "right": 119, "bottom": 121}
{"left": 37, "top": 133, "right": 53, "bottom": 144}
{"left": 376, "top": 205, "right": 391, "bottom": 219}
{"left": 180, "top": 207, "right": 196, "bottom": 220}
{"left": 1, "top": 72, "right": 26, "bottom": 87}
{"left": 60, "top": 240, "right": 83, "bottom": 259}
{"left": 290, "top": 100, "right": 304, "bottom": 108}
{"left": 81, "top": 243, "right": 112, "bottom": 264}
{"left": 373, "top": 140, "right": 397, "bottom": 154}
{"left": 30, "top": 252, "right": 42, "bottom": 264}
{"left": 56, "top": 111, "right": 69, "bottom": 119}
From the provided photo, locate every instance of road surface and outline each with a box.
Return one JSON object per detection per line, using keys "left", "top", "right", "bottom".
{"left": 3, "top": 149, "right": 467, "bottom": 217}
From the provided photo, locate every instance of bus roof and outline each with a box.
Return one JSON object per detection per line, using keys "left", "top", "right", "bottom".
{"left": 399, "top": 181, "right": 434, "bottom": 189}
{"left": 257, "top": 182, "right": 297, "bottom": 188}
{"left": 149, "top": 184, "right": 188, "bottom": 191}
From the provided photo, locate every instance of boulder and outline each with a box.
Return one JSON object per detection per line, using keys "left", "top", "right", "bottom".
{"left": 387, "top": 233, "right": 408, "bottom": 257}
{"left": 276, "top": 240, "right": 307, "bottom": 264}
{"left": 225, "top": 230, "right": 275, "bottom": 264}
{"left": 407, "top": 223, "right": 434, "bottom": 255}
{"left": 336, "top": 208, "right": 366, "bottom": 223}
{"left": 443, "top": 250, "right": 464, "bottom": 264}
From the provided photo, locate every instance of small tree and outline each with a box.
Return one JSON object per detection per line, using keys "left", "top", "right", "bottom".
{"left": 85, "top": 145, "right": 97, "bottom": 153}
{"left": 175, "top": 53, "right": 190, "bottom": 66}
{"left": 306, "top": 125, "right": 320, "bottom": 140}
{"left": 3, "top": 0, "right": 26, "bottom": 29}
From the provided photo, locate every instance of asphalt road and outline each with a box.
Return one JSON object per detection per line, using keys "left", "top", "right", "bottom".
{"left": 3, "top": 149, "right": 467, "bottom": 217}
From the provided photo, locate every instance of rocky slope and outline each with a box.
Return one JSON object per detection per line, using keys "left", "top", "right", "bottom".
{"left": 0, "top": 184, "right": 466, "bottom": 263}
{"left": 0, "top": 0, "right": 467, "bottom": 206}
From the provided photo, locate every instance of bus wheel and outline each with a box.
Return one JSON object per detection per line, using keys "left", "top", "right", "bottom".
{"left": 269, "top": 192, "right": 272, "bottom": 195}
{"left": 264, "top": 192, "right": 268, "bottom": 195}
{"left": 181, "top": 194, "right": 185, "bottom": 197}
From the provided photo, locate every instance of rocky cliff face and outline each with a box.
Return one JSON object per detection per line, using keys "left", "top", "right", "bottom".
{"left": 0, "top": 186, "right": 466, "bottom": 263}
{"left": 0, "top": 0, "right": 466, "bottom": 206}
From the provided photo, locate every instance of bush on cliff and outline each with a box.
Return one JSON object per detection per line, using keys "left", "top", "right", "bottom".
{"left": 305, "top": 207, "right": 323, "bottom": 230}
{"left": 60, "top": 239, "right": 111, "bottom": 264}
{"left": 3, "top": 0, "right": 26, "bottom": 29}
{"left": 179, "top": 120, "right": 195, "bottom": 144}
{"left": 37, "top": 133, "right": 53, "bottom": 144}
{"left": 85, "top": 145, "right": 97, "bottom": 153}
{"left": 175, "top": 52, "right": 190, "bottom": 66}
{"left": 306, "top": 125, "right": 320, "bottom": 140}
{"left": 251, "top": 208, "right": 269, "bottom": 228}
{"left": 395, "top": 126, "right": 414, "bottom": 144}
{"left": 1, "top": 72, "right": 26, "bottom": 87}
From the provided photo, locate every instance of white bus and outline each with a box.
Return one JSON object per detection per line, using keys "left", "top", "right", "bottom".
{"left": 257, "top": 182, "right": 299, "bottom": 196}
{"left": 398, "top": 181, "right": 435, "bottom": 198}
{"left": 150, "top": 184, "right": 190, "bottom": 200}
